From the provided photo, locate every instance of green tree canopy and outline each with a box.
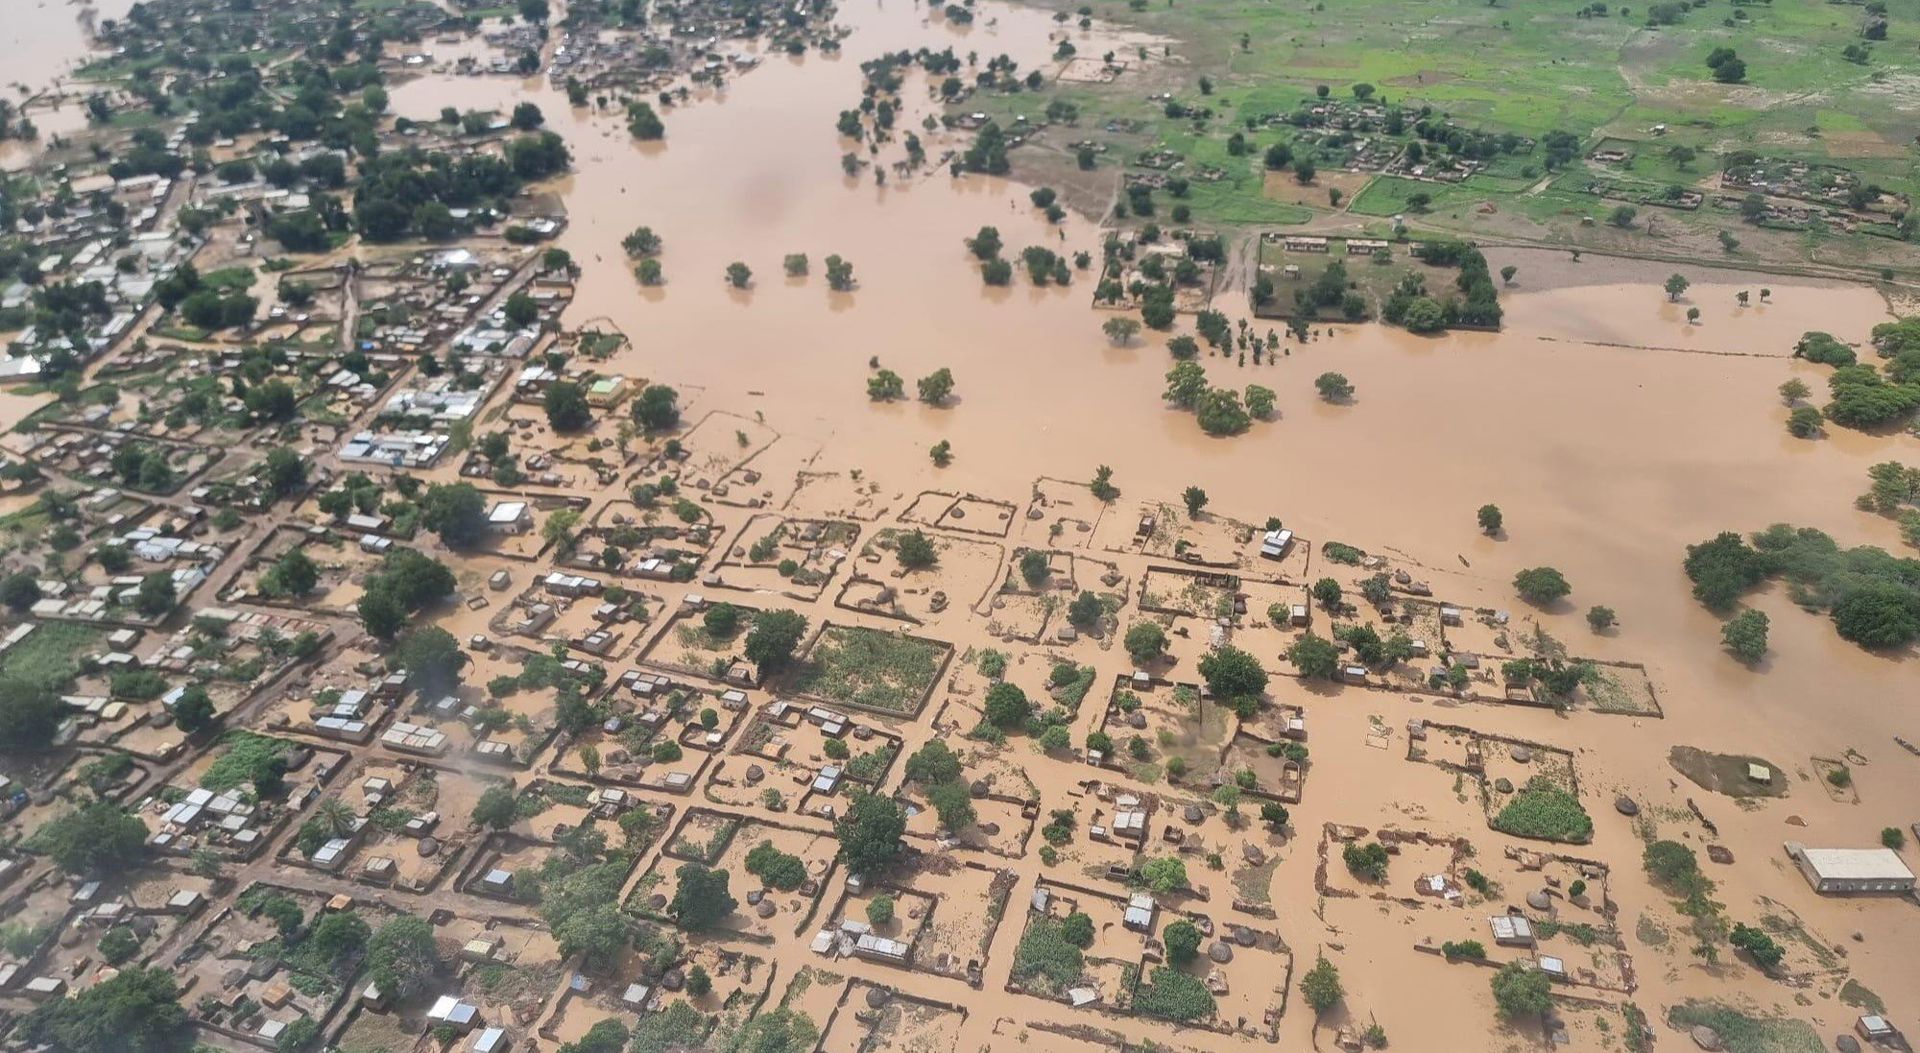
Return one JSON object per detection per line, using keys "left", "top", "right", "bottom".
{"left": 26, "top": 800, "right": 146, "bottom": 876}
{"left": 743, "top": 609, "right": 808, "bottom": 675}
{"left": 834, "top": 791, "right": 906, "bottom": 877}
{"left": 19, "top": 966, "right": 187, "bottom": 1053}
{"left": 670, "top": 862, "right": 737, "bottom": 931}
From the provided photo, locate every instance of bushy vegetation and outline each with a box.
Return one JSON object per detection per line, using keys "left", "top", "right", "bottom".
{"left": 1490, "top": 778, "right": 1593, "bottom": 843}
{"left": 1342, "top": 841, "right": 1390, "bottom": 881}
{"left": 744, "top": 841, "right": 808, "bottom": 891}
{"left": 1011, "top": 915, "right": 1086, "bottom": 993}
{"left": 1683, "top": 525, "right": 1920, "bottom": 649}
{"left": 1133, "top": 965, "right": 1217, "bottom": 1022}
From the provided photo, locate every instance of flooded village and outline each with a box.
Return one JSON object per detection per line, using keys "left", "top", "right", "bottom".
{"left": 0, "top": 0, "right": 1917, "bottom": 1052}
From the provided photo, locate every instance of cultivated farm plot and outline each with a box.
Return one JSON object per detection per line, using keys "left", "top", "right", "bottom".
{"left": 788, "top": 624, "right": 951, "bottom": 718}
{"left": 1140, "top": 567, "right": 1236, "bottom": 621}
{"left": 1574, "top": 660, "right": 1661, "bottom": 716}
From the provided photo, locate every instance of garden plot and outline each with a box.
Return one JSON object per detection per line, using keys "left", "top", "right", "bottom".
{"left": 779, "top": 966, "right": 851, "bottom": 1035}
{"left": 822, "top": 985, "right": 968, "bottom": 1053}
{"left": 786, "top": 469, "right": 893, "bottom": 522}
{"left": 1573, "top": 660, "right": 1661, "bottom": 717}
{"left": 1010, "top": 880, "right": 1143, "bottom": 1008}
{"left": 1140, "top": 567, "right": 1238, "bottom": 621}
{"left": 1016, "top": 477, "right": 1104, "bottom": 551}
{"left": 1411, "top": 724, "right": 1592, "bottom": 844}
{"left": 715, "top": 513, "right": 859, "bottom": 599}
{"left": 442, "top": 916, "right": 567, "bottom": 1021}
{"left": 787, "top": 624, "right": 951, "bottom": 719}
{"left": 642, "top": 812, "right": 836, "bottom": 941}
{"left": 179, "top": 884, "right": 406, "bottom": 1044}
{"left": 1318, "top": 826, "right": 1470, "bottom": 904}
{"left": 1100, "top": 681, "right": 1232, "bottom": 788}
{"left": 640, "top": 604, "right": 764, "bottom": 682}
{"left": 842, "top": 528, "right": 1003, "bottom": 627}
{"left": 1140, "top": 912, "right": 1290, "bottom": 1039}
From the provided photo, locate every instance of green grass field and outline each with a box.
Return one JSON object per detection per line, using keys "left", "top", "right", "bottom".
{"left": 969, "top": 0, "right": 1920, "bottom": 271}
{"left": 1, "top": 623, "right": 104, "bottom": 691}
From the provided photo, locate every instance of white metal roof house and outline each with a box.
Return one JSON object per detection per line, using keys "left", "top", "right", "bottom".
{"left": 1785, "top": 842, "right": 1916, "bottom": 894}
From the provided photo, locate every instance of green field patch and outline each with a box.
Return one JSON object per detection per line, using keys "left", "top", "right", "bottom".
{"left": 0, "top": 623, "right": 104, "bottom": 691}
{"left": 789, "top": 625, "right": 949, "bottom": 716}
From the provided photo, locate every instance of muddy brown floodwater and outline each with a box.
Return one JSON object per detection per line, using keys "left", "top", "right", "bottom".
{"left": 389, "top": 2, "right": 1920, "bottom": 1035}
{"left": 389, "top": 0, "right": 1920, "bottom": 1029}
{"left": 11, "top": 0, "right": 1920, "bottom": 1045}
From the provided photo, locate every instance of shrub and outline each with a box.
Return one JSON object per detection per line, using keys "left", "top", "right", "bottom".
{"left": 1490, "top": 778, "right": 1594, "bottom": 842}
{"left": 1163, "top": 919, "right": 1202, "bottom": 964}
{"left": 1343, "top": 841, "right": 1389, "bottom": 881}
{"left": 744, "top": 841, "right": 808, "bottom": 890}
{"left": 1133, "top": 966, "right": 1216, "bottom": 1022}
